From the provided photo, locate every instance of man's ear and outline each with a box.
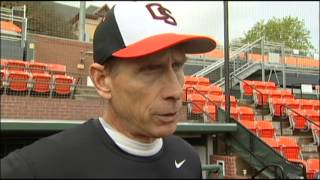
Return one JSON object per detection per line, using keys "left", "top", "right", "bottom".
{"left": 89, "top": 63, "right": 112, "bottom": 99}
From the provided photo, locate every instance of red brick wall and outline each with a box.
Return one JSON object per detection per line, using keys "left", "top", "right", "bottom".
{"left": 29, "top": 33, "right": 93, "bottom": 77}
{"left": 1, "top": 95, "right": 105, "bottom": 121}
{"left": 211, "top": 154, "right": 237, "bottom": 177}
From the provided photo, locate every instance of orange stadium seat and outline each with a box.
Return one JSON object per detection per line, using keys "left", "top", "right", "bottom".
{"left": 0, "top": 21, "right": 22, "bottom": 33}
{"left": 189, "top": 94, "right": 206, "bottom": 114}
{"left": 208, "top": 84, "right": 223, "bottom": 96}
{"left": 284, "top": 98, "right": 300, "bottom": 111}
{"left": 239, "top": 120, "right": 256, "bottom": 134}
{"left": 194, "top": 85, "right": 210, "bottom": 95}
{"left": 31, "top": 73, "right": 52, "bottom": 93}
{"left": 204, "top": 104, "right": 217, "bottom": 121}
{"left": 197, "top": 76, "right": 210, "bottom": 86}
{"left": 48, "top": 64, "right": 66, "bottom": 75}
{"left": 306, "top": 159, "right": 320, "bottom": 179}
{"left": 253, "top": 89, "right": 270, "bottom": 106}
{"left": 269, "top": 97, "right": 285, "bottom": 117}
{"left": 220, "top": 95, "right": 237, "bottom": 108}
{"left": 6, "top": 60, "right": 27, "bottom": 72}
{"left": 7, "top": 70, "right": 30, "bottom": 92}
{"left": 207, "top": 94, "right": 223, "bottom": 106}
{"left": 182, "top": 84, "right": 194, "bottom": 101}
{"left": 269, "top": 89, "right": 283, "bottom": 99}
{"left": 238, "top": 106, "right": 255, "bottom": 121}
{"left": 28, "top": 62, "right": 48, "bottom": 74}
{"left": 184, "top": 76, "right": 198, "bottom": 86}
{"left": 1, "top": 69, "right": 7, "bottom": 90}
{"left": 277, "top": 136, "right": 301, "bottom": 160}
{"left": 297, "top": 99, "right": 314, "bottom": 110}
{"left": 288, "top": 110, "right": 308, "bottom": 130}
{"left": 265, "top": 81, "right": 277, "bottom": 90}
{"left": 310, "top": 99, "right": 320, "bottom": 111}
{"left": 281, "top": 89, "right": 294, "bottom": 99}
{"left": 256, "top": 121, "right": 275, "bottom": 138}
{"left": 221, "top": 106, "right": 239, "bottom": 120}
{"left": 261, "top": 137, "right": 281, "bottom": 152}
{"left": 52, "top": 74, "right": 74, "bottom": 95}
{"left": 241, "top": 80, "right": 254, "bottom": 96}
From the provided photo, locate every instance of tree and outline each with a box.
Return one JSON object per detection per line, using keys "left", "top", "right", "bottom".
{"left": 240, "top": 16, "right": 314, "bottom": 51}
{"left": 1, "top": 1, "right": 77, "bottom": 39}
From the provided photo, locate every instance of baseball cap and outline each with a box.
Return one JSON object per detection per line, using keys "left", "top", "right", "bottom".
{"left": 93, "top": 2, "right": 217, "bottom": 64}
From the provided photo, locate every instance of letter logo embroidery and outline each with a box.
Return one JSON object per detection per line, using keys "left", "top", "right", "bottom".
{"left": 146, "top": 3, "right": 177, "bottom": 26}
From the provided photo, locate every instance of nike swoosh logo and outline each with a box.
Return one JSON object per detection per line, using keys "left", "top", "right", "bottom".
{"left": 175, "top": 159, "right": 186, "bottom": 169}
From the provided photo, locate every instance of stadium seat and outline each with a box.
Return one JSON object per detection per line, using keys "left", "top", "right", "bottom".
{"left": 204, "top": 104, "right": 217, "bottom": 121}
{"left": 48, "top": 64, "right": 66, "bottom": 75}
{"left": 238, "top": 106, "right": 255, "bottom": 121}
{"left": 206, "top": 94, "right": 221, "bottom": 106}
{"left": 277, "top": 136, "right": 301, "bottom": 160}
{"left": 194, "top": 85, "right": 210, "bottom": 95}
{"left": 31, "top": 73, "right": 52, "bottom": 93}
{"left": 241, "top": 80, "right": 254, "bottom": 96}
{"left": 269, "top": 97, "right": 284, "bottom": 117}
{"left": 288, "top": 110, "right": 308, "bottom": 130}
{"left": 7, "top": 70, "right": 30, "bottom": 92}
{"left": 281, "top": 89, "right": 294, "bottom": 99}
{"left": 253, "top": 89, "right": 270, "bottom": 106}
{"left": 0, "top": 20, "right": 22, "bottom": 33}
{"left": 52, "top": 74, "right": 74, "bottom": 95}
{"left": 269, "top": 89, "right": 283, "bottom": 99}
{"left": 188, "top": 94, "right": 206, "bottom": 114}
{"left": 197, "top": 76, "right": 210, "bottom": 86}
{"left": 256, "top": 121, "right": 275, "bottom": 138}
{"left": 28, "top": 62, "right": 48, "bottom": 74}
{"left": 6, "top": 59, "right": 27, "bottom": 72}
{"left": 208, "top": 84, "right": 223, "bottom": 96}
{"left": 284, "top": 98, "right": 300, "bottom": 112}
{"left": 220, "top": 95, "right": 237, "bottom": 108}
{"left": 265, "top": 81, "right": 277, "bottom": 90}
{"left": 221, "top": 106, "right": 239, "bottom": 120}
{"left": 300, "top": 99, "right": 314, "bottom": 110}
{"left": 184, "top": 76, "right": 198, "bottom": 86}
{"left": 306, "top": 159, "right": 320, "bottom": 179}
{"left": 239, "top": 120, "right": 256, "bottom": 134}
{"left": 311, "top": 99, "right": 320, "bottom": 111}
{"left": 182, "top": 84, "right": 194, "bottom": 101}
{"left": 261, "top": 137, "right": 281, "bottom": 152}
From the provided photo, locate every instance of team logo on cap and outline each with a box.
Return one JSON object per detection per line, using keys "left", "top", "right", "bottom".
{"left": 146, "top": 3, "right": 177, "bottom": 26}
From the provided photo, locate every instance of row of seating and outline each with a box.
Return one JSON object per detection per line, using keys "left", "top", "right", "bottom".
{"left": 184, "top": 76, "right": 319, "bottom": 175}
{"left": 1, "top": 69, "right": 75, "bottom": 96}
{"left": 1, "top": 59, "right": 67, "bottom": 75}
{"left": 0, "top": 21, "right": 22, "bottom": 33}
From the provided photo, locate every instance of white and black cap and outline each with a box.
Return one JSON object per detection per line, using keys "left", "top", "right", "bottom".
{"left": 93, "top": 2, "right": 217, "bottom": 64}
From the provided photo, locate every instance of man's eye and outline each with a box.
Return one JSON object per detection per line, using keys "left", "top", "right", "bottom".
{"left": 173, "top": 62, "right": 184, "bottom": 70}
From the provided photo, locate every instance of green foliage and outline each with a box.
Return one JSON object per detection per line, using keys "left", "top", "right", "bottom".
{"left": 1, "top": 1, "right": 77, "bottom": 39}
{"left": 240, "top": 16, "right": 314, "bottom": 51}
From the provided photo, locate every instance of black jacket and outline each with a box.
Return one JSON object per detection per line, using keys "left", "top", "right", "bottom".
{"left": 1, "top": 119, "right": 202, "bottom": 178}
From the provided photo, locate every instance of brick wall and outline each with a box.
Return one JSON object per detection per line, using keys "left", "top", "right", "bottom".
{"left": 1, "top": 95, "right": 105, "bottom": 121}
{"left": 28, "top": 33, "right": 93, "bottom": 77}
{"left": 211, "top": 154, "right": 237, "bottom": 177}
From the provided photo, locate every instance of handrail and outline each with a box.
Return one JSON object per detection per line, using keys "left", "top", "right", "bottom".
{"left": 185, "top": 86, "right": 220, "bottom": 122}
{"left": 193, "top": 37, "right": 264, "bottom": 77}
{"left": 279, "top": 103, "right": 320, "bottom": 136}
{"left": 232, "top": 74, "right": 268, "bottom": 120}
{"left": 251, "top": 164, "right": 285, "bottom": 179}
{"left": 201, "top": 164, "right": 224, "bottom": 179}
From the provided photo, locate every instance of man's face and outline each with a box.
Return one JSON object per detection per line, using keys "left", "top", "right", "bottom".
{"left": 107, "top": 47, "right": 186, "bottom": 142}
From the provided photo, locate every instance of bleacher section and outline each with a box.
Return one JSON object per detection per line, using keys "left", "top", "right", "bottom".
{"left": 1, "top": 59, "right": 76, "bottom": 98}
{"left": 184, "top": 75, "right": 319, "bottom": 179}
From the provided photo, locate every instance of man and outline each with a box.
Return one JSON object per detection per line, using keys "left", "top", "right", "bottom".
{"left": 1, "top": 2, "right": 216, "bottom": 178}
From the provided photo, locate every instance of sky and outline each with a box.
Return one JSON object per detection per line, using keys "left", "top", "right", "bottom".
{"left": 55, "top": 1, "right": 319, "bottom": 53}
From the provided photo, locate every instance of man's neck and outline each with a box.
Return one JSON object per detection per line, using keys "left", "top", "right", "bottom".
{"left": 103, "top": 110, "right": 155, "bottom": 144}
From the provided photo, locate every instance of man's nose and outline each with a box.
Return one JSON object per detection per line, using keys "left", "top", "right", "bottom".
{"left": 161, "top": 69, "right": 183, "bottom": 101}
